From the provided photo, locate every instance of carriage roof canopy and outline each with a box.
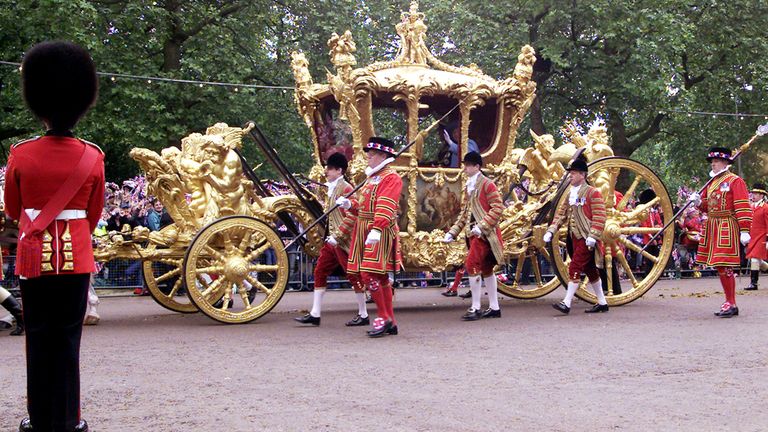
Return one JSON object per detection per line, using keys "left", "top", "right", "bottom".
{"left": 291, "top": 0, "right": 538, "bottom": 181}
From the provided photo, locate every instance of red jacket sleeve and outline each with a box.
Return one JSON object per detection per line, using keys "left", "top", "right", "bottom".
{"left": 478, "top": 181, "right": 504, "bottom": 231}
{"left": 732, "top": 177, "right": 752, "bottom": 232}
{"left": 3, "top": 152, "right": 21, "bottom": 221}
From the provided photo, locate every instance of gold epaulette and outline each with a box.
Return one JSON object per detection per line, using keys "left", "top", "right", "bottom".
{"left": 11, "top": 136, "right": 41, "bottom": 148}
{"left": 78, "top": 139, "right": 104, "bottom": 154}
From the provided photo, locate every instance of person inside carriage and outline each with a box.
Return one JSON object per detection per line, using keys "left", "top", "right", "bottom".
{"left": 440, "top": 121, "right": 479, "bottom": 168}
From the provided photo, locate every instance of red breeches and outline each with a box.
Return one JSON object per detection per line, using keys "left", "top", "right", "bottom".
{"left": 313, "top": 243, "right": 363, "bottom": 292}
{"left": 465, "top": 237, "right": 496, "bottom": 277}
{"left": 568, "top": 236, "right": 600, "bottom": 282}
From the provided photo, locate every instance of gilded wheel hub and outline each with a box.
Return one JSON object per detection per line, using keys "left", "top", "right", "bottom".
{"left": 224, "top": 255, "right": 248, "bottom": 281}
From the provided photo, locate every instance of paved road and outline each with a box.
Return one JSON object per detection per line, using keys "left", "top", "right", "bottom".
{"left": 2, "top": 276, "right": 767, "bottom": 431}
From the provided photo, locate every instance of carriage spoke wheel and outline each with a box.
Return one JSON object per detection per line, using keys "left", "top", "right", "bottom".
{"left": 143, "top": 225, "right": 197, "bottom": 314}
{"left": 549, "top": 157, "right": 674, "bottom": 306}
{"left": 183, "top": 216, "right": 288, "bottom": 324}
{"left": 497, "top": 242, "right": 560, "bottom": 299}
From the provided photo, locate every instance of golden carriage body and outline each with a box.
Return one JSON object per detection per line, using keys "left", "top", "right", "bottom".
{"left": 95, "top": 2, "right": 675, "bottom": 324}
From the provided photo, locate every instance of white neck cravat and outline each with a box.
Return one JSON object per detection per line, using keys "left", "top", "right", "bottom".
{"left": 325, "top": 177, "right": 341, "bottom": 192}
{"left": 466, "top": 172, "right": 481, "bottom": 195}
{"left": 709, "top": 165, "right": 730, "bottom": 178}
{"left": 568, "top": 184, "right": 581, "bottom": 205}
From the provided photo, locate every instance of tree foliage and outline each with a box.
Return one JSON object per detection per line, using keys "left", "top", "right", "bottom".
{"left": 1, "top": 0, "right": 766, "bottom": 190}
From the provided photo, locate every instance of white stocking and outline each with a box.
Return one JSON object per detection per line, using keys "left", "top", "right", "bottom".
{"left": 590, "top": 279, "right": 607, "bottom": 305}
{"left": 484, "top": 274, "right": 500, "bottom": 310}
{"left": 355, "top": 292, "right": 368, "bottom": 318}
{"left": 563, "top": 281, "right": 580, "bottom": 307}
{"left": 469, "top": 274, "right": 482, "bottom": 311}
{"left": 310, "top": 288, "right": 325, "bottom": 317}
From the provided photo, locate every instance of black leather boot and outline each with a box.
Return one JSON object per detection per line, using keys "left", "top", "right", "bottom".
{"left": 744, "top": 270, "right": 759, "bottom": 290}
{"left": 18, "top": 418, "right": 33, "bottom": 432}
{"left": 1, "top": 295, "right": 24, "bottom": 336}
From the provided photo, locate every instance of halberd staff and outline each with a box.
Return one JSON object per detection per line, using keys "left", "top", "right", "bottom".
{"left": 641, "top": 123, "right": 768, "bottom": 252}
{"left": 282, "top": 102, "right": 461, "bottom": 251}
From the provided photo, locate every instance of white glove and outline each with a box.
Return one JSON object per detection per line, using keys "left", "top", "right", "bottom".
{"left": 335, "top": 197, "right": 352, "bottom": 210}
{"left": 687, "top": 192, "right": 701, "bottom": 206}
{"left": 740, "top": 232, "right": 751, "bottom": 246}
{"left": 443, "top": 233, "right": 454, "bottom": 243}
{"left": 325, "top": 236, "right": 338, "bottom": 247}
{"left": 443, "top": 129, "right": 453, "bottom": 144}
{"left": 585, "top": 236, "right": 597, "bottom": 248}
{"left": 471, "top": 225, "right": 482, "bottom": 237}
{"left": 543, "top": 232, "right": 553, "bottom": 243}
{"left": 365, "top": 229, "right": 381, "bottom": 246}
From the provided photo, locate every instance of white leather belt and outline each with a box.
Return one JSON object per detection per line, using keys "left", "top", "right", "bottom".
{"left": 25, "top": 208, "right": 87, "bottom": 221}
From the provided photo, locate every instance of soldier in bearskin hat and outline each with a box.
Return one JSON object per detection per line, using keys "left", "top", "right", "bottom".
{"left": 336, "top": 137, "right": 403, "bottom": 337}
{"left": 744, "top": 182, "right": 768, "bottom": 290}
{"left": 443, "top": 151, "right": 505, "bottom": 320}
{"left": 544, "top": 156, "right": 609, "bottom": 314}
{"left": 5, "top": 41, "right": 105, "bottom": 432}
{"left": 294, "top": 152, "right": 370, "bottom": 326}
{"left": 687, "top": 146, "right": 752, "bottom": 317}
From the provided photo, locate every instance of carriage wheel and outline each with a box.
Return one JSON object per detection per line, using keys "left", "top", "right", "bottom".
{"left": 497, "top": 238, "right": 560, "bottom": 299}
{"left": 548, "top": 157, "right": 674, "bottom": 306}
{"left": 183, "top": 216, "right": 289, "bottom": 324}
{"left": 143, "top": 226, "right": 197, "bottom": 314}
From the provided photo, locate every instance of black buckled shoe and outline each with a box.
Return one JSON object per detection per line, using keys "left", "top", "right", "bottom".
{"left": 18, "top": 418, "right": 32, "bottom": 432}
{"left": 458, "top": 291, "right": 472, "bottom": 299}
{"left": 345, "top": 314, "right": 370, "bottom": 326}
{"left": 441, "top": 290, "right": 458, "bottom": 297}
{"left": 294, "top": 313, "right": 321, "bottom": 326}
{"left": 585, "top": 303, "right": 609, "bottom": 313}
{"left": 367, "top": 318, "right": 393, "bottom": 338}
{"left": 481, "top": 308, "right": 501, "bottom": 318}
{"left": 718, "top": 304, "right": 739, "bottom": 318}
{"left": 75, "top": 420, "right": 89, "bottom": 432}
{"left": 461, "top": 308, "right": 482, "bottom": 321}
{"left": 552, "top": 301, "right": 570, "bottom": 315}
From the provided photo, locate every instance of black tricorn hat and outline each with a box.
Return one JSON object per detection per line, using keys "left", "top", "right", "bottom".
{"left": 364, "top": 136, "right": 397, "bottom": 157}
{"left": 462, "top": 151, "right": 483, "bottom": 166}
{"left": 326, "top": 152, "right": 348, "bottom": 172}
{"left": 706, "top": 146, "right": 733, "bottom": 163}
{"left": 639, "top": 188, "right": 657, "bottom": 205}
{"left": 751, "top": 182, "right": 768, "bottom": 196}
{"left": 566, "top": 157, "right": 589, "bottom": 173}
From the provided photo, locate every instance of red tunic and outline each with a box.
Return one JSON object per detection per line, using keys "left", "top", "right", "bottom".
{"left": 340, "top": 167, "right": 402, "bottom": 275}
{"left": 4, "top": 136, "right": 105, "bottom": 275}
{"left": 746, "top": 201, "right": 768, "bottom": 260}
{"left": 641, "top": 208, "right": 663, "bottom": 245}
{"left": 696, "top": 171, "right": 752, "bottom": 267}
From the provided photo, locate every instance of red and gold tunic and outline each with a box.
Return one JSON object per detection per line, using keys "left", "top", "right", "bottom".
{"left": 4, "top": 135, "right": 105, "bottom": 275}
{"left": 746, "top": 200, "right": 768, "bottom": 260}
{"left": 339, "top": 167, "right": 402, "bottom": 275}
{"left": 448, "top": 174, "right": 505, "bottom": 265}
{"left": 547, "top": 184, "right": 606, "bottom": 240}
{"left": 696, "top": 171, "right": 751, "bottom": 267}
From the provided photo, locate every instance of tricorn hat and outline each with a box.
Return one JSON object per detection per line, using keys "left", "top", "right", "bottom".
{"left": 565, "top": 157, "right": 588, "bottom": 173}
{"left": 639, "top": 188, "right": 657, "bottom": 205}
{"left": 706, "top": 146, "right": 733, "bottom": 163}
{"left": 364, "top": 137, "right": 397, "bottom": 157}
{"left": 462, "top": 151, "right": 483, "bottom": 166}
{"left": 751, "top": 182, "right": 767, "bottom": 196}
{"left": 326, "top": 152, "right": 348, "bottom": 172}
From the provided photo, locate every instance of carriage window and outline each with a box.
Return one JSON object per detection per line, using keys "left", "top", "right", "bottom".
{"left": 314, "top": 103, "right": 353, "bottom": 163}
{"left": 469, "top": 100, "right": 497, "bottom": 155}
{"left": 417, "top": 113, "right": 449, "bottom": 167}
{"left": 372, "top": 107, "right": 407, "bottom": 145}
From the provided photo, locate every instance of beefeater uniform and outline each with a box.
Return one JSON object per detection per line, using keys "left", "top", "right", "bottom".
{"left": 695, "top": 147, "right": 752, "bottom": 315}
{"left": 745, "top": 193, "right": 768, "bottom": 261}
{"left": 547, "top": 183, "right": 606, "bottom": 282}
{"left": 340, "top": 165, "right": 402, "bottom": 326}
{"left": 744, "top": 183, "right": 768, "bottom": 290}
{"left": 5, "top": 133, "right": 105, "bottom": 431}
{"left": 448, "top": 173, "right": 504, "bottom": 277}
